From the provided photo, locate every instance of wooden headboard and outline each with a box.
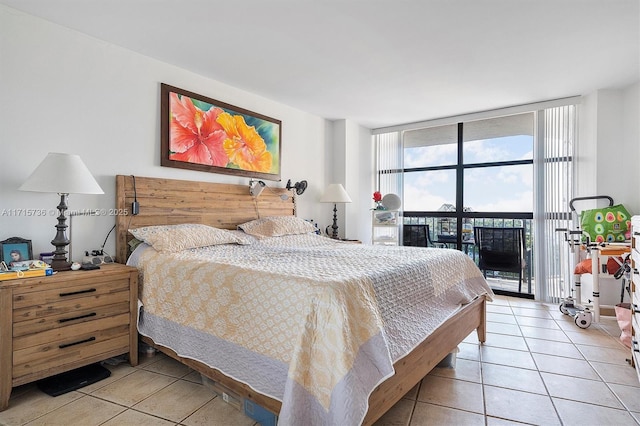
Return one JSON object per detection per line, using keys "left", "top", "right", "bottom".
{"left": 115, "top": 175, "right": 295, "bottom": 263}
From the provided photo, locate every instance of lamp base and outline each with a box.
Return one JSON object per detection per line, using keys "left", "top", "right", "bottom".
{"left": 51, "top": 259, "right": 72, "bottom": 272}
{"left": 330, "top": 203, "right": 339, "bottom": 239}
{"left": 50, "top": 193, "right": 71, "bottom": 272}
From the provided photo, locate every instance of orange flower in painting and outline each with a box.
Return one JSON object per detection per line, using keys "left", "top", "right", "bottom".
{"left": 169, "top": 93, "right": 229, "bottom": 167}
{"left": 217, "top": 112, "right": 272, "bottom": 173}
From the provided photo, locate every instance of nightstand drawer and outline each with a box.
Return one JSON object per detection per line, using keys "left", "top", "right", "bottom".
{"left": 13, "top": 325, "right": 130, "bottom": 379}
{"left": 12, "top": 277, "right": 130, "bottom": 312}
{"left": 13, "top": 292, "right": 130, "bottom": 334}
{"left": 13, "top": 312, "right": 130, "bottom": 351}
{"left": 13, "top": 300, "right": 130, "bottom": 337}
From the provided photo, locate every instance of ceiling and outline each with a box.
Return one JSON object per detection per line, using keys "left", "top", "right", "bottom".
{"left": 1, "top": 0, "right": 638, "bottom": 129}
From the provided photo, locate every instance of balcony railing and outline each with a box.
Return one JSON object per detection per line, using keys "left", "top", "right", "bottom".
{"left": 403, "top": 213, "right": 534, "bottom": 297}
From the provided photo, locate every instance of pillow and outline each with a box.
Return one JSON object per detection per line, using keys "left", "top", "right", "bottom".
{"left": 129, "top": 224, "right": 243, "bottom": 252}
{"left": 238, "top": 216, "right": 315, "bottom": 238}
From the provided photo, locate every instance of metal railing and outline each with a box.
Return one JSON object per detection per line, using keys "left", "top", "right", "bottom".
{"left": 403, "top": 213, "right": 534, "bottom": 296}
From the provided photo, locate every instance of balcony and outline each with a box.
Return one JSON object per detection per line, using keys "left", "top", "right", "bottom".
{"left": 403, "top": 214, "right": 534, "bottom": 298}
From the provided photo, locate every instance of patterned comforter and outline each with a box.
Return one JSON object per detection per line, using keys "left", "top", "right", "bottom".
{"left": 129, "top": 233, "right": 492, "bottom": 425}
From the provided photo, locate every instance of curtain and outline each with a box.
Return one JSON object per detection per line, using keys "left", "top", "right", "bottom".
{"left": 374, "top": 131, "right": 403, "bottom": 202}
{"left": 535, "top": 105, "right": 576, "bottom": 302}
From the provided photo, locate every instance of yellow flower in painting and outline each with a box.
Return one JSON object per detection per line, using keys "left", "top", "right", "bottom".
{"left": 217, "top": 112, "right": 272, "bottom": 173}
{"left": 169, "top": 93, "right": 229, "bottom": 167}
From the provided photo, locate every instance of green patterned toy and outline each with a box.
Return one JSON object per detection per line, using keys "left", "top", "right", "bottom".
{"left": 580, "top": 204, "right": 631, "bottom": 243}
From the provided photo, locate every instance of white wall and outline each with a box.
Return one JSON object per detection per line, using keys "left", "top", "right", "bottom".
{"left": 352, "top": 122, "right": 376, "bottom": 242}
{"left": 577, "top": 84, "right": 640, "bottom": 214}
{"left": 343, "top": 120, "right": 374, "bottom": 242}
{"left": 623, "top": 82, "right": 640, "bottom": 213}
{"left": 0, "top": 5, "right": 337, "bottom": 260}
{"left": 325, "top": 119, "right": 373, "bottom": 242}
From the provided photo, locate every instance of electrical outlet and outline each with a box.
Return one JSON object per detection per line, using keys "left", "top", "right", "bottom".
{"left": 83, "top": 251, "right": 114, "bottom": 265}
{"left": 222, "top": 392, "right": 229, "bottom": 403}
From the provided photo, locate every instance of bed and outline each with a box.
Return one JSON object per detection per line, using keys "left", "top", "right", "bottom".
{"left": 114, "top": 175, "right": 493, "bottom": 425}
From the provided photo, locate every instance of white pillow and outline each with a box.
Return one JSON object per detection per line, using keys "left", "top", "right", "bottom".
{"left": 129, "top": 224, "right": 243, "bottom": 252}
{"left": 238, "top": 216, "right": 315, "bottom": 238}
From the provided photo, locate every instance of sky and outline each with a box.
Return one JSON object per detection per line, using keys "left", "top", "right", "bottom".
{"left": 403, "top": 135, "right": 533, "bottom": 212}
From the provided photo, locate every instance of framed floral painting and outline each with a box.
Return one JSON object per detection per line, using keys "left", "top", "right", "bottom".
{"left": 160, "top": 83, "right": 281, "bottom": 180}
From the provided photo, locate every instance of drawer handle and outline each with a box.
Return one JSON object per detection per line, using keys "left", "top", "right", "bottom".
{"left": 634, "top": 231, "right": 640, "bottom": 236}
{"left": 59, "top": 336, "right": 96, "bottom": 349}
{"left": 634, "top": 340, "right": 640, "bottom": 353}
{"left": 59, "top": 288, "right": 96, "bottom": 297}
{"left": 58, "top": 312, "right": 97, "bottom": 323}
{"left": 634, "top": 304, "right": 640, "bottom": 314}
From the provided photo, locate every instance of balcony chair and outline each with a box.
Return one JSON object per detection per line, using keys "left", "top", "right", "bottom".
{"left": 402, "top": 224, "right": 434, "bottom": 247}
{"left": 474, "top": 227, "right": 526, "bottom": 292}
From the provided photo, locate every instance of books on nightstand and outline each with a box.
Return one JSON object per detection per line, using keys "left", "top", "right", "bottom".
{"left": 0, "top": 268, "right": 53, "bottom": 281}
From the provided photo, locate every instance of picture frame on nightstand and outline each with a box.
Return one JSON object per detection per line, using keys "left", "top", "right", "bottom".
{"left": 0, "top": 237, "right": 33, "bottom": 266}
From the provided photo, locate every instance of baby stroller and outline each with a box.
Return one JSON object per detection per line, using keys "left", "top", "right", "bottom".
{"left": 557, "top": 196, "right": 632, "bottom": 328}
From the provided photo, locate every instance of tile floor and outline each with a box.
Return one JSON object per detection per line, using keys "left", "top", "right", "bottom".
{"left": 1, "top": 295, "right": 639, "bottom": 425}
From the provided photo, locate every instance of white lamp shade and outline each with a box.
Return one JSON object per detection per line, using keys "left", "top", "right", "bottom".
{"left": 19, "top": 153, "right": 104, "bottom": 194}
{"left": 320, "top": 183, "right": 352, "bottom": 203}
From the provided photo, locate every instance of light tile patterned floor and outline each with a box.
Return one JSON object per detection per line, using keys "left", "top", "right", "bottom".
{"left": 1, "top": 295, "right": 639, "bottom": 425}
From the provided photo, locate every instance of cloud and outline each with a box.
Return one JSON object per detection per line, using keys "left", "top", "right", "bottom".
{"left": 401, "top": 134, "right": 534, "bottom": 212}
{"left": 404, "top": 144, "right": 456, "bottom": 168}
{"left": 403, "top": 183, "right": 449, "bottom": 211}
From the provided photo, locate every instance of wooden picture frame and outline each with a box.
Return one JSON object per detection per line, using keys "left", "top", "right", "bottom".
{"left": 160, "top": 83, "right": 282, "bottom": 181}
{"left": 0, "top": 237, "right": 33, "bottom": 265}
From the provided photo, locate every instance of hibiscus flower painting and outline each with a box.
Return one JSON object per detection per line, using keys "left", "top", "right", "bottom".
{"left": 160, "top": 83, "right": 281, "bottom": 180}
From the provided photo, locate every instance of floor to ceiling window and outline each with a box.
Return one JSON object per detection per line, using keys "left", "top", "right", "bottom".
{"left": 402, "top": 113, "right": 534, "bottom": 297}
{"left": 375, "top": 101, "right": 578, "bottom": 301}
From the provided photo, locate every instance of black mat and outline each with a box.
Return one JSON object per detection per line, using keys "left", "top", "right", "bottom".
{"left": 37, "top": 363, "right": 111, "bottom": 396}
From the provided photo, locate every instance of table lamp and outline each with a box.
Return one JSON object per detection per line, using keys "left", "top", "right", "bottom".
{"left": 320, "top": 183, "right": 352, "bottom": 239}
{"left": 19, "top": 153, "right": 104, "bottom": 271}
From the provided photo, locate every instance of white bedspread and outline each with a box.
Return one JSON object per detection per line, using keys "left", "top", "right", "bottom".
{"left": 129, "top": 233, "right": 492, "bottom": 425}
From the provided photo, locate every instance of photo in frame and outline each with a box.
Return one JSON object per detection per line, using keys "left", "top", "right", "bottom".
{"left": 161, "top": 83, "right": 282, "bottom": 181}
{"left": 0, "top": 237, "right": 33, "bottom": 265}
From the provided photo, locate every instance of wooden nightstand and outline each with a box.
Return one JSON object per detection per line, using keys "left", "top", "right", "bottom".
{"left": 0, "top": 263, "right": 138, "bottom": 411}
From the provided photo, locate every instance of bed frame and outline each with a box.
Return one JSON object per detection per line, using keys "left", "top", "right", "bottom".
{"left": 114, "top": 174, "right": 487, "bottom": 425}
